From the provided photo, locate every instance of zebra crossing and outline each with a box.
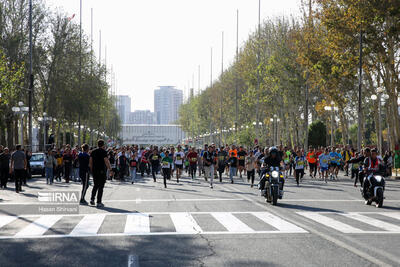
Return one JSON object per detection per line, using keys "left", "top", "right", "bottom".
{"left": 297, "top": 212, "right": 400, "bottom": 234}
{"left": 0, "top": 211, "right": 307, "bottom": 239}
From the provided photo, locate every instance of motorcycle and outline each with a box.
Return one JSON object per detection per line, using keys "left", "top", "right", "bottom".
{"left": 362, "top": 172, "right": 385, "bottom": 208}
{"left": 259, "top": 166, "right": 284, "bottom": 205}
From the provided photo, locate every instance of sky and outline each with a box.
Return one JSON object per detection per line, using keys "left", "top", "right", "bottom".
{"left": 46, "top": 0, "right": 302, "bottom": 112}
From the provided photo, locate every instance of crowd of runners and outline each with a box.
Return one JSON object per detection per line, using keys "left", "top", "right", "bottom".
{"left": 0, "top": 141, "right": 398, "bottom": 207}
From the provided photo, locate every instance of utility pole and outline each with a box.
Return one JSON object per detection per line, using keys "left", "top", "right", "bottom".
{"left": 220, "top": 31, "right": 224, "bottom": 146}
{"left": 235, "top": 10, "right": 239, "bottom": 141}
{"left": 28, "top": 0, "right": 33, "bottom": 149}
{"left": 97, "top": 30, "right": 102, "bottom": 140}
{"left": 304, "top": 0, "right": 311, "bottom": 151}
{"left": 210, "top": 47, "right": 213, "bottom": 88}
{"left": 255, "top": 0, "right": 261, "bottom": 143}
{"left": 78, "top": 0, "right": 82, "bottom": 146}
{"left": 357, "top": 30, "right": 363, "bottom": 151}
{"left": 89, "top": 7, "right": 93, "bottom": 146}
{"left": 198, "top": 65, "right": 200, "bottom": 94}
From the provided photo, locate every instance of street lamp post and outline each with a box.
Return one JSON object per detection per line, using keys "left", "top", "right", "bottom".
{"left": 324, "top": 101, "right": 338, "bottom": 147}
{"left": 270, "top": 118, "right": 274, "bottom": 145}
{"left": 371, "top": 87, "right": 389, "bottom": 153}
{"left": 39, "top": 113, "right": 53, "bottom": 151}
{"left": 12, "top": 102, "right": 29, "bottom": 146}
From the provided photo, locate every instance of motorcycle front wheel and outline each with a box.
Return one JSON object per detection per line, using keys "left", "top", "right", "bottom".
{"left": 376, "top": 188, "right": 384, "bottom": 208}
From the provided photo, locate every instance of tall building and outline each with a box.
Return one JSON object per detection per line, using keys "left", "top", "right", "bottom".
{"left": 154, "top": 86, "right": 183, "bottom": 124}
{"left": 116, "top": 95, "right": 131, "bottom": 124}
{"left": 128, "top": 110, "right": 157, "bottom": 124}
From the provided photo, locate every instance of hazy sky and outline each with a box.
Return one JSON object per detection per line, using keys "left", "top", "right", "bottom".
{"left": 46, "top": 0, "right": 301, "bottom": 112}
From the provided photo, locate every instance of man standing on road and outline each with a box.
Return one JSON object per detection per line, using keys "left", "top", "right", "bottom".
{"left": 0, "top": 147, "right": 10, "bottom": 189}
{"left": 44, "top": 149, "right": 56, "bottom": 185}
{"left": 79, "top": 144, "right": 90, "bottom": 205}
{"left": 63, "top": 147, "right": 73, "bottom": 183}
{"left": 10, "top": 145, "right": 27, "bottom": 193}
{"left": 89, "top": 140, "right": 111, "bottom": 208}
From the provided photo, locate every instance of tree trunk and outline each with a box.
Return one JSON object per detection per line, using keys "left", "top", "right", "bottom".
{"left": 6, "top": 118, "right": 13, "bottom": 149}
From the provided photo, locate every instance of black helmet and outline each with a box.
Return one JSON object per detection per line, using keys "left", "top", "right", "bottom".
{"left": 269, "top": 146, "right": 278, "bottom": 155}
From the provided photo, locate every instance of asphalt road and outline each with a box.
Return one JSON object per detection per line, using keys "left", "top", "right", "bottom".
{"left": 1, "top": 169, "right": 400, "bottom": 267}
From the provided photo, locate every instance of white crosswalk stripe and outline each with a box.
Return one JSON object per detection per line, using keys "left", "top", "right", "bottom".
{"left": 0, "top": 216, "right": 17, "bottom": 229}
{"left": 170, "top": 212, "right": 203, "bottom": 234}
{"left": 15, "top": 215, "right": 63, "bottom": 237}
{"left": 297, "top": 212, "right": 400, "bottom": 233}
{"left": 69, "top": 214, "right": 106, "bottom": 236}
{"left": 124, "top": 213, "right": 150, "bottom": 234}
{"left": 211, "top": 212, "right": 254, "bottom": 233}
{"left": 252, "top": 212, "right": 307, "bottom": 233}
{"left": 0, "top": 212, "right": 307, "bottom": 239}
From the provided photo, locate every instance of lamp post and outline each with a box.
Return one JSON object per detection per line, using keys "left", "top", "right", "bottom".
{"left": 253, "top": 121, "right": 262, "bottom": 145}
{"left": 270, "top": 118, "right": 274, "bottom": 145}
{"left": 38, "top": 113, "right": 53, "bottom": 151}
{"left": 12, "top": 102, "right": 29, "bottom": 146}
{"left": 371, "top": 87, "right": 389, "bottom": 153}
{"left": 324, "top": 101, "right": 338, "bottom": 147}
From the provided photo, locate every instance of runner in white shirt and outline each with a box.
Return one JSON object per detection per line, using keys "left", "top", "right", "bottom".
{"left": 174, "top": 145, "right": 185, "bottom": 183}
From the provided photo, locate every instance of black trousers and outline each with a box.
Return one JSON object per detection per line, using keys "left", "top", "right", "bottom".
{"left": 119, "top": 165, "right": 127, "bottom": 180}
{"left": 247, "top": 169, "right": 255, "bottom": 184}
{"left": 295, "top": 169, "right": 304, "bottom": 185}
{"left": 309, "top": 163, "right": 317, "bottom": 177}
{"left": 0, "top": 168, "right": 9, "bottom": 188}
{"left": 189, "top": 164, "right": 197, "bottom": 178}
{"left": 80, "top": 170, "right": 90, "bottom": 201}
{"left": 91, "top": 170, "right": 106, "bottom": 204}
{"left": 162, "top": 168, "right": 170, "bottom": 187}
{"left": 152, "top": 165, "right": 159, "bottom": 181}
{"left": 218, "top": 166, "right": 225, "bottom": 181}
{"left": 14, "top": 169, "right": 25, "bottom": 191}
{"left": 64, "top": 165, "right": 71, "bottom": 182}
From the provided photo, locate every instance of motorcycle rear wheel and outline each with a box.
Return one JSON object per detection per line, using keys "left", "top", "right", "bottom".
{"left": 376, "top": 188, "right": 384, "bottom": 208}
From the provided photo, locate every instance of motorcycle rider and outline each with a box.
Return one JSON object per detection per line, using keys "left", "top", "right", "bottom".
{"left": 259, "top": 147, "right": 283, "bottom": 196}
{"left": 362, "top": 148, "right": 384, "bottom": 203}
{"left": 347, "top": 148, "right": 371, "bottom": 187}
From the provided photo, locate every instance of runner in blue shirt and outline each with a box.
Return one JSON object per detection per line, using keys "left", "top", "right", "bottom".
{"left": 319, "top": 149, "right": 331, "bottom": 183}
{"left": 329, "top": 149, "right": 342, "bottom": 180}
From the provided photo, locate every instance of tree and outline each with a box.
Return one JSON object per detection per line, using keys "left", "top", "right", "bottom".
{"left": 308, "top": 120, "right": 327, "bottom": 148}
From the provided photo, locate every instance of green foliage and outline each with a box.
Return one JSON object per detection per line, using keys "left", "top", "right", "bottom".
{"left": 308, "top": 120, "right": 327, "bottom": 148}
{"left": 0, "top": 0, "right": 120, "bottom": 147}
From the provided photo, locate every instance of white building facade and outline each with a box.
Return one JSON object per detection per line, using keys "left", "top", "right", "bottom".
{"left": 128, "top": 110, "right": 157, "bottom": 124}
{"left": 121, "top": 124, "right": 185, "bottom": 145}
{"left": 116, "top": 95, "right": 131, "bottom": 124}
{"left": 154, "top": 86, "right": 183, "bottom": 125}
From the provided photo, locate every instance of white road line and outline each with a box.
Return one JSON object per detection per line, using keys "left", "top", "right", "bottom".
{"left": 297, "top": 212, "right": 364, "bottom": 233}
{"left": 69, "top": 214, "right": 105, "bottom": 236}
{"left": 124, "top": 213, "right": 150, "bottom": 234}
{"left": 0, "top": 216, "right": 17, "bottom": 229}
{"left": 252, "top": 212, "right": 307, "bottom": 233}
{"left": 379, "top": 212, "right": 400, "bottom": 221}
{"left": 0, "top": 230, "right": 308, "bottom": 240}
{"left": 15, "top": 215, "right": 62, "bottom": 237}
{"left": 170, "top": 212, "right": 203, "bottom": 234}
{"left": 0, "top": 198, "right": 244, "bottom": 205}
{"left": 211, "top": 212, "right": 254, "bottom": 233}
{"left": 102, "top": 198, "right": 244, "bottom": 203}
{"left": 342, "top": 213, "right": 400, "bottom": 232}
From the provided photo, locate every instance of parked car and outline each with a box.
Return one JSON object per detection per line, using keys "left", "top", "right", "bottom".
{"left": 30, "top": 152, "right": 45, "bottom": 177}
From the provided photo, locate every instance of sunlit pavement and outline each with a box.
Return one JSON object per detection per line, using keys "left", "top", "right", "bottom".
{"left": 1, "top": 172, "right": 400, "bottom": 267}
